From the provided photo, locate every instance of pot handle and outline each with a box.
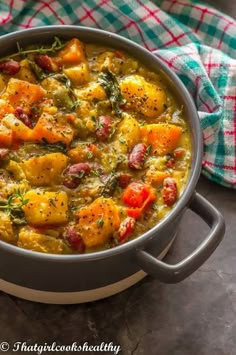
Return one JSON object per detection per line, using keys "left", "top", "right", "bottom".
{"left": 136, "top": 192, "right": 225, "bottom": 283}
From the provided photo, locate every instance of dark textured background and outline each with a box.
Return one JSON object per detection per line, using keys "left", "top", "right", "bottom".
{"left": 0, "top": 2, "right": 235, "bottom": 355}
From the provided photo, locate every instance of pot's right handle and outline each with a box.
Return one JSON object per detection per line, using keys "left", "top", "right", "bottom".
{"left": 136, "top": 192, "right": 225, "bottom": 283}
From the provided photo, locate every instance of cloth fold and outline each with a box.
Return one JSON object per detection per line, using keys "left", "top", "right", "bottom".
{"left": 0, "top": 0, "right": 235, "bottom": 188}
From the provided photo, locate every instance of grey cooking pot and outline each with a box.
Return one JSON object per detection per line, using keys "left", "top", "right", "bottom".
{"left": 0, "top": 26, "right": 225, "bottom": 304}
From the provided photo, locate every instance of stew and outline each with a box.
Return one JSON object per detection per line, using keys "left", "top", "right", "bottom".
{"left": 0, "top": 37, "right": 191, "bottom": 254}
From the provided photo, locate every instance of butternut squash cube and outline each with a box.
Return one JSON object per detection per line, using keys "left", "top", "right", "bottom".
{"left": 120, "top": 75, "right": 167, "bottom": 118}
{"left": 2, "top": 78, "right": 45, "bottom": 113}
{"left": 58, "top": 38, "right": 86, "bottom": 65}
{"left": 76, "top": 197, "right": 120, "bottom": 247}
{"left": 21, "top": 153, "right": 68, "bottom": 186}
{"left": 22, "top": 190, "right": 68, "bottom": 226}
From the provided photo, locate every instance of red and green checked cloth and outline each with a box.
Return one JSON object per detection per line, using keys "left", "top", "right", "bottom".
{"left": 0, "top": 0, "right": 235, "bottom": 188}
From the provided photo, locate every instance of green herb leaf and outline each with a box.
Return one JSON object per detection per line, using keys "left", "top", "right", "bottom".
{"left": 39, "top": 138, "right": 67, "bottom": 153}
{"left": 49, "top": 198, "right": 56, "bottom": 207}
{"left": 0, "top": 189, "right": 29, "bottom": 221}
{"left": 87, "top": 151, "right": 93, "bottom": 159}
{"left": 97, "top": 218, "right": 104, "bottom": 227}
{"left": 146, "top": 145, "right": 152, "bottom": 155}
{"left": 98, "top": 68, "right": 126, "bottom": 117}
{"left": 152, "top": 202, "right": 158, "bottom": 210}
{"left": 101, "top": 172, "right": 118, "bottom": 197}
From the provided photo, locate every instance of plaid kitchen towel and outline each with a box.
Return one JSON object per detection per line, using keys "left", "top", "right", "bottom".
{"left": 0, "top": 0, "right": 235, "bottom": 188}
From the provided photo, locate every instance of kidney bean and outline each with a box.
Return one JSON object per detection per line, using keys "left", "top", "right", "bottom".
{"left": 118, "top": 217, "right": 136, "bottom": 243}
{"left": 63, "top": 226, "right": 85, "bottom": 253}
{"left": 63, "top": 163, "right": 91, "bottom": 189}
{"left": 67, "top": 163, "right": 91, "bottom": 176}
{"left": 162, "top": 177, "right": 178, "bottom": 206}
{"left": 0, "top": 60, "right": 20, "bottom": 75}
{"left": 35, "top": 54, "right": 62, "bottom": 72}
{"left": 14, "top": 107, "right": 33, "bottom": 128}
{"left": 118, "top": 173, "right": 131, "bottom": 188}
{"left": 128, "top": 143, "right": 147, "bottom": 170}
{"left": 166, "top": 158, "right": 175, "bottom": 168}
{"left": 96, "top": 116, "right": 112, "bottom": 141}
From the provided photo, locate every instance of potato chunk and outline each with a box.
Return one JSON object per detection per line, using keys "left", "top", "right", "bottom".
{"left": 113, "top": 114, "right": 140, "bottom": 153}
{"left": 2, "top": 114, "right": 34, "bottom": 141}
{"left": 76, "top": 197, "right": 120, "bottom": 247}
{"left": 120, "top": 75, "right": 166, "bottom": 117}
{"left": 75, "top": 82, "right": 106, "bottom": 101}
{"left": 21, "top": 153, "right": 68, "bottom": 186}
{"left": 22, "top": 190, "right": 68, "bottom": 226}
{"left": 63, "top": 63, "right": 90, "bottom": 86}
{"left": 18, "top": 228, "right": 68, "bottom": 254}
{"left": 0, "top": 212, "right": 14, "bottom": 243}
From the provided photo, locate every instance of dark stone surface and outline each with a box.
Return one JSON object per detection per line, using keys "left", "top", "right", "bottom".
{"left": 0, "top": 2, "right": 235, "bottom": 355}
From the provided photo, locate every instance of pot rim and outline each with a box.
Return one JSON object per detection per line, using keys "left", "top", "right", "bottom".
{"left": 0, "top": 26, "right": 203, "bottom": 262}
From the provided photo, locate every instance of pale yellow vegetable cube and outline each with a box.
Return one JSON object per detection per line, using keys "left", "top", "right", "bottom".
{"left": 18, "top": 228, "right": 69, "bottom": 254}
{"left": 16, "top": 59, "right": 37, "bottom": 83}
{"left": 0, "top": 212, "right": 14, "bottom": 243}
{"left": 63, "top": 63, "right": 90, "bottom": 86}
{"left": 21, "top": 153, "right": 68, "bottom": 186}
{"left": 113, "top": 114, "right": 140, "bottom": 153}
{"left": 2, "top": 114, "right": 34, "bottom": 141}
{"left": 75, "top": 82, "right": 106, "bottom": 101}
{"left": 22, "top": 190, "right": 68, "bottom": 226}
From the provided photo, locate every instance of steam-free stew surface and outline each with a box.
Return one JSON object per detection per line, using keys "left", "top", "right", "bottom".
{"left": 0, "top": 38, "right": 191, "bottom": 254}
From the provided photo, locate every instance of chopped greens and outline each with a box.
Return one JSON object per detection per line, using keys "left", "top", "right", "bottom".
{"left": 39, "top": 138, "right": 67, "bottom": 153}
{"left": 0, "top": 189, "right": 29, "bottom": 223}
{"left": 98, "top": 68, "right": 126, "bottom": 117}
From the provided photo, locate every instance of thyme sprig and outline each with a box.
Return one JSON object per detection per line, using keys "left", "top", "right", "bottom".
{"left": 0, "top": 36, "right": 65, "bottom": 62}
{"left": 0, "top": 189, "right": 29, "bottom": 218}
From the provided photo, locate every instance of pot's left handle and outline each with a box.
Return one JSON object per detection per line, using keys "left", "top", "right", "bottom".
{"left": 136, "top": 192, "right": 225, "bottom": 283}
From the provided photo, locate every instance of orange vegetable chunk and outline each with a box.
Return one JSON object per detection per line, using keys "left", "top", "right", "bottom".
{"left": 2, "top": 114, "right": 34, "bottom": 142}
{"left": 33, "top": 113, "right": 74, "bottom": 146}
{"left": 76, "top": 197, "right": 120, "bottom": 248}
{"left": 146, "top": 170, "right": 171, "bottom": 185}
{"left": 0, "top": 124, "right": 12, "bottom": 147}
{"left": 2, "top": 78, "right": 45, "bottom": 113}
{"left": 140, "top": 123, "right": 182, "bottom": 156}
{"left": 0, "top": 99, "right": 14, "bottom": 120}
{"left": 58, "top": 38, "right": 86, "bottom": 65}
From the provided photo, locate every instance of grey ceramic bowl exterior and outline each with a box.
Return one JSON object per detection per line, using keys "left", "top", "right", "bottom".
{"left": 0, "top": 27, "right": 225, "bottom": 296}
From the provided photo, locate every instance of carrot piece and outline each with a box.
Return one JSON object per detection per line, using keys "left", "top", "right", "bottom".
{"left": 76, "top": 197, "right": 120, "bottom": 248}
{"left": 58, "top": 38, "right": 86, "bottom": 65}
{"left": 0, "top": 124, "right": 12, "bottom": 147}
{"left": 2, "top": 78, "right": 45, "bottom": 114}
{"left": 122, "top": 182, "right": 156, "bottom": 219}
{"left": 33, "top": 113, "right": 74, "bottom": 146}
{"left": 140, "top": 123, "right": 182, "bottom": 156}
{"left": 146, "top": 170, "right": 171, "bottom": 185}
{"left": 0, "top": 99, "right": 14, "bottom": 120}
